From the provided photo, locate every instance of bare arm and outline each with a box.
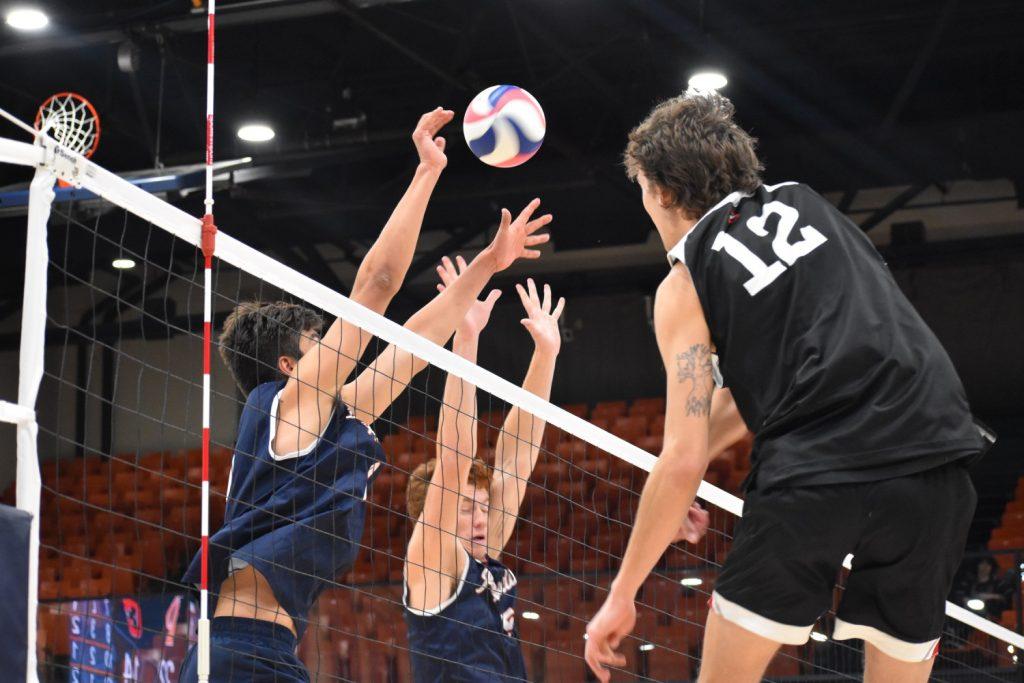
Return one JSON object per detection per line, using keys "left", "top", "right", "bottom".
{"left": 488, "top": 280, "right": 564, "bottom": 557}
{"left": 586, "top": 264, "right": 713, "bottom": 679}
{"left": 405, "top": 331, "right": 480, "bottom": 613}
{"left": 342, "top": 199, "right": 552, "bottom": 425}
{"left": 709, "top": 386, "right": 749, "bottom": 458}
{"left": 273, "top": 109, "right": 452, "bottom": 454}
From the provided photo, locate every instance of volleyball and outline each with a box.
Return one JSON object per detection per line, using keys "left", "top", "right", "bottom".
{"left": 463, "top": 85, "right": 545, "bottom": 168}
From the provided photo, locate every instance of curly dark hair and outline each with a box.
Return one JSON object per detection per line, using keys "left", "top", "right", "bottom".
{"left": 624, "top": 91, "right": 764, "bottom": 217}
{"left": 218, "top": 301, "right": 324, "bottom": 395}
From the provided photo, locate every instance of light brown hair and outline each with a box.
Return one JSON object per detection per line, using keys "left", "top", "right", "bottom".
{"left": 406, "top": 458, "right": 492, "bottom": 520}
{"left": 624, "top": 91, "right": 763, "bottom": 217}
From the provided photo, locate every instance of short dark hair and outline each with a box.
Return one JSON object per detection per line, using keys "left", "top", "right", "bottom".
{"left": 406, "top": 458, "right": 492, "bottom": 521}
{"left": 624, "top": 91, "right": 763, "bottom": 217}
{"left": 218, "top": 301, "right": 323, "bottom": 395}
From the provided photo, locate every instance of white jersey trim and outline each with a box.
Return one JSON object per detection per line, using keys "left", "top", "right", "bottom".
{"left": 403, "top": 542, "right": 473, "bottom": 617}
{"left": 267, "top": 387, "right": 337, "bottom": 461}
{"left": 833, "top": 618, "right": 939, "bottom": 662}
{"left": 666, "top": 182, "right": 801, "bottom": 267}
{"left": 711, "top": 590, "right": 814, "bottom": 645}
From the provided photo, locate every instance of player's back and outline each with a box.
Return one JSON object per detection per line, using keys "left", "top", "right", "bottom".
{"left": 669, "top": 182, "right": 982, "bottom": 491}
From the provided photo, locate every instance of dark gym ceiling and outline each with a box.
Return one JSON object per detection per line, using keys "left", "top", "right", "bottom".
{"left": 0, "top": 0, "right": 1022, "bottom": 303}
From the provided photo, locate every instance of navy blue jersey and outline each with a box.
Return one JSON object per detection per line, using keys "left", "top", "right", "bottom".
{"left": 404, "top": 548, "right": 526, "bottom": 682}
{"left": 668, "top": 183, "right": 984, "bottom": 490}
{"left": 183, "top": 380, "right": 384, "bottom": 638}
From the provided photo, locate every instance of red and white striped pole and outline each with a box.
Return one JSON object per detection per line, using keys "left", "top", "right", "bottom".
{"left": 198, "top": 0, "right": 216, "bottom": 681}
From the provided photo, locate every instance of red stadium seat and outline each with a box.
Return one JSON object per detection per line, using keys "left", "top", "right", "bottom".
{"left": 592, "top": 400, "right": 628, "bottom": 420}
{"left": 629, "top": 397, "right": 666, "bottom": 416}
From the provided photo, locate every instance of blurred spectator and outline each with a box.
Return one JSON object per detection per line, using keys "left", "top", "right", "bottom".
{"left": 952, "top": 556, "right": 1014, "bottom": 620}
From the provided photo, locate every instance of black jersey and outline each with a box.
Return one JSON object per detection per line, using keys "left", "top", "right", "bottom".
{"left": 668, "top": 182, "right": 984, "bottom": 490}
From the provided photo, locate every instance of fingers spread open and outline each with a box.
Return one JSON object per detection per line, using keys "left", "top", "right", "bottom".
{"left": 525, "top": 213, "right": 553, "bottom": 234}
{"left": 515, "top": 283, "right": 530, "bottom": 310}
{"left": 524, "top": 233, "right": 549, "bottom": 247}
{"left": 552, "top": 296, "right": 566, "bottom": 321}
{"left": 542, "top": 283, "right": 552, "bottom": 313}
{"left": 516, "top": 198, "right": 542, "bottom": 224}
{"left": 526, "top": 278, "right": 539, "bottom": 305}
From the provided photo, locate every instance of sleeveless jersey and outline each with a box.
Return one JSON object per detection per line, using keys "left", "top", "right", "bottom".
{"left": 668, "top": 182, "right": 984, "bottom": 490}
{"left": 404, "top": 547, "right": 526, "bottom": 682}
{"left": 182, "top": 380, "right": 384, "bottom": 638}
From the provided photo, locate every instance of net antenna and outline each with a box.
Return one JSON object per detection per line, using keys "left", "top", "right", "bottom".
{"left": 34, "top": 92, "right": 101, "bottom": 159}
{"left": 197, "top": 1, "right": 217, "bottom": 682}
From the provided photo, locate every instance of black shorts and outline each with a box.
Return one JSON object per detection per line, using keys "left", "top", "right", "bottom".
{"left": 712, "top": 461, "right": 976, "bottom": 662}
{"left": 178, "top": 617, "right": 309, "bottom": 683}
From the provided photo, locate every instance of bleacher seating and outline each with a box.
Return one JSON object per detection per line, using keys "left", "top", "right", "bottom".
{"left": 11, "top": 395, "right": 756, "bottom": 679}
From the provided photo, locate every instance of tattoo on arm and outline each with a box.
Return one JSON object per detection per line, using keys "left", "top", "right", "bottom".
{"left": 675, "top": 344, "right": 714, "bottom": 416}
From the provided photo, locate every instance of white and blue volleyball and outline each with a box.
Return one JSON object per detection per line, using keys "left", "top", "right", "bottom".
{"left": 463, "top": 85, "right": 546, "bottom": 168}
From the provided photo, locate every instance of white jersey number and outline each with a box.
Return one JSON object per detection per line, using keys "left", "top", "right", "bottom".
{"left": 711, "top": 201, "right": 827, "bottom": 295}
{"left": 501, "top": 607, "right": 516, "bottom": 636}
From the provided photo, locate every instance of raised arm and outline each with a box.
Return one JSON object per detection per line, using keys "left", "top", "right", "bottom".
{"left": 405, "top": 291, "right": 498, "bottom": 613}
{"left": 404, "top": 335, "right": 479, "bottom": 612}
{"left": 586, "top": 264, "right": 714, "bottom": 681}
{"left": 352, "top": 107, "right": 454, "bottom": 314}
{"left": 274, "top": 109, "right": 452, "bottom": 454}
{"left": 342, "top": 199, "right": 552, "bottom": 425}
{"left": 488, "top": 280, "right": 564, "bottom": 558}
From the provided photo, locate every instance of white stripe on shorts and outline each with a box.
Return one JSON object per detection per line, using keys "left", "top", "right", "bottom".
{"left": 710, "top": 590, "right": 814, "bottom": 645}
{"left": 833, "top": 618, "right": 939, "bottom": 662}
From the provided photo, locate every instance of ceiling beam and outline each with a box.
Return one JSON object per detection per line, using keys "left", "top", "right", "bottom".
{"left": 858, "top": 183, "right": 931, "bottom": 233}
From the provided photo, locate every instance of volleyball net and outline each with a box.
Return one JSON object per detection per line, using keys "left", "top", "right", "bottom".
{"left": 2, "top": 130, "right": 1021, "bottom": 683}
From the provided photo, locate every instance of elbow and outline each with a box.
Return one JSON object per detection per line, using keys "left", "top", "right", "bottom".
{"left": 658, "top": 440, "right": 709, "bottom": 481}
{"left": 354, "top": 267, "right": 400, "bottom": 305}
{"left": 365, "top": 267, "right": 398, "bottom": 297}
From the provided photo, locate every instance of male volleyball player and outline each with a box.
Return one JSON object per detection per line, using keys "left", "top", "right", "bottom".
{"left": 585, "top": 92, "right": 988, "bottom": 683}
{"left": 403, "top": 261, "right": 564, "bottom": 682}
{"left": 179, "top": 107, "right": 554, "bottom": 682}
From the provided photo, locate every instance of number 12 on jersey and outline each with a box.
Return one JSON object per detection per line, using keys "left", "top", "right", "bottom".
{"left": 712, "top": 200, "right": 827, "bottom": 295}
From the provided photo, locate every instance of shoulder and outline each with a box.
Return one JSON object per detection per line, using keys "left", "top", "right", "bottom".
{"left": 239, "top": 381, "right": 287, "bottom": 425}
{"left": 656, "top": 266, "right": 698, "bottom": 309}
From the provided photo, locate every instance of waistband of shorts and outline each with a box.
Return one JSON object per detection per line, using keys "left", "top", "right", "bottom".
{"left": 211, "top": 616, "right": 297, "bottom": 647}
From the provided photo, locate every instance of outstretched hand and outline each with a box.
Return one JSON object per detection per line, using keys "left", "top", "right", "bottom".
{"left": 437, "top": 255, "right": 501, "bottom": 338}
{"left": 515, "top": 278, "right": 565, "bottom": 357}
{"left": 413, "top": 107, "right": 455, "bottom": 171}
{"left": 486, "top": 198, "right": 552, "bottom": 272}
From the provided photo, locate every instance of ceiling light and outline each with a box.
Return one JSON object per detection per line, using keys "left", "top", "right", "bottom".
{"left": 5, "top": 7, "right": 48, "bottom": 30}
{"left": 237, "top": 123, "right": 275, "bottom": 143}
{"left": 810, "top": 631, "right": 828, "bottom": 643}
{"left": 639, "top": 643, "right": 655, "bottom": 652}
{"left": 688, "top": 71, "right": 728, "bottom": 92}
{"left": 112, "top": 258, "right": 136, "bottom": 270}
{"left": 967, "top": 598, "right": 985, "bottom": 611}
{"left": 521, "top": 611, "right": 539, "bottom": 620}
{"left": 680, "top": 577, "right": 703, "bottom": 587}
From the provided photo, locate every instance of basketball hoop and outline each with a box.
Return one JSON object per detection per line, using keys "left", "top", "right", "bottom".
{"left": 34, "top": 92, "right": 101, "bottom": 188}
{"left": 34, "top": 92, "right": 101, "bottom": 159}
